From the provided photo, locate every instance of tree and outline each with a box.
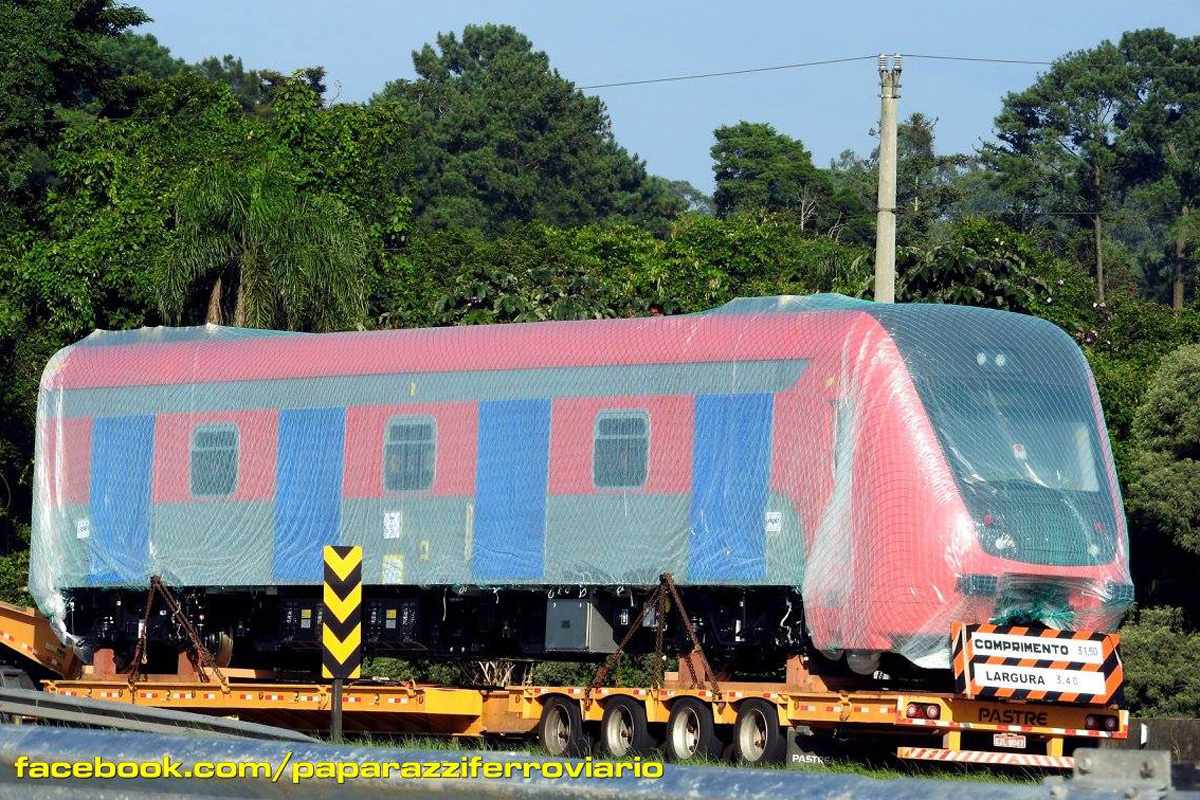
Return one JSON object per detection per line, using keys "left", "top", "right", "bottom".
{"left": 160, "top": 154, "right": 369, "bottom": 332}
{"left": 1124, "top": 344, "right": 1200, "bottom": 612}
{"left": 827, "top": 114, "right": 969, "bottom": 246}
{"left": 896, "top": 217, "right": 1051, "bottom": 313}
{"left": 100, "top": 32, "right": 185, "bottom": 80}
{"left": 193, "top": 55, "right": 326, "bottom": 112}
{"left": 986, "top": 41, "right": 1137, "bottom": 303}
{"left": 0, "top": 0, "right": 149, "bottom": 234}
{"left": 1117, "top": 29, "right": 1200, "bottom": 310}
{"left": 372, "top": 24, "right": 682, "bottom": 232}
{"left": 894, "top": 114, "right": 970, "bottom": 242}
{"left": 1119, "top": 606, "right": 1200, "bottom": 717}
{"left": 661, "top": 179, "right": 715, "bottom": 216}
{"left": 711, "top": 122, "right": 834, "bottom": 229}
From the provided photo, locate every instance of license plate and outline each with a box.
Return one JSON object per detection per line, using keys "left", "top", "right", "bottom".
{"left": 993, "top": 732, "right": 1026, "bottom": 749}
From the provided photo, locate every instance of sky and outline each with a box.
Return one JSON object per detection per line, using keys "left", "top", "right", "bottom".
{"left": 135, "top": 0, "right": 1197, "bottom": 193}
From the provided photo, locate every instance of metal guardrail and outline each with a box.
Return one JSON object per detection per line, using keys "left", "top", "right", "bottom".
{"left": 0, "top": 726, "right": 1194, "bottom": 799}
{"left": 0, "top": 686, "right": 314, "bottom": 743}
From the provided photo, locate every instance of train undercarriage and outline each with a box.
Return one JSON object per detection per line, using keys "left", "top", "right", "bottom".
{"left": 60, "top": 583, "right": 931, "bottom": 684}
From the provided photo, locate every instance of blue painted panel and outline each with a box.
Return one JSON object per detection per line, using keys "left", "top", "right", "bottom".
{"left": 473, "top": 399, "right": 551, "bottom": 581}
{"left": 89, "top": 415, "right": 155, "bottom": 585}
{"left": 273, "top": 408, "right": 346, "bottom": 582}
{"left": 688, "top": 393, "right": 773, "bottom": 582}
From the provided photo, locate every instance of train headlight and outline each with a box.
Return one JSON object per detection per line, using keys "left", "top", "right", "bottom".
{"left": 976, "top": 352, "right": 988, "bottom": 366}
{"left": 994, "top": 353, "right": 1007, "bottom": 367}
{"left": 925, "top": 704, "right": 941, "bottom": 720}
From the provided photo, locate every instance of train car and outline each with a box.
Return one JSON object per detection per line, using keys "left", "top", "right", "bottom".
{"left": 29, "top": 294, "right": 1133, "bottom": 674}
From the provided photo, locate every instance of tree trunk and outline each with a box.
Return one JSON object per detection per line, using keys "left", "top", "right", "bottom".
{"left": 1174, "top": 206, "right": 1188, "bottom": 311}
{"left": 1094, "top": 213, "right": 1105, "bottom": 305}
{"left": 206, "top": 274, "right": 223, "bottom": 324}
{"left": 234, "top": 277, "right": 246, "bottom": 327}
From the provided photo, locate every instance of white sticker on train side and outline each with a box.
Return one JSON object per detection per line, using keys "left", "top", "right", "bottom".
{"left": 970, "top": 632, "right": 1104, "bottom": 664}
{"left": 383, "top": 511, "right": 403, "bottom": 540}
{"left": 975, "top": 663, "right": 1106, "bottom": 695}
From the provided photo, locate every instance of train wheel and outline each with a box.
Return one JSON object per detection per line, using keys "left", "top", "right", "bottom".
{"left": 599, "top": 696, "right": 655, "bottom": 757}
{"left": 664, "top": 697, "right": 723, "bottom": 761}
{"left": 538, "top": 696, "right": 590, "bottom": 758}
{"left": 733, "top": 699, "right": 785, "bottom": 764}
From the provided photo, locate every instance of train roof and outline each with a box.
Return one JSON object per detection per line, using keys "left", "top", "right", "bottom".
{"left": 42, "top": 294, "right": 1088, "bottom": 392}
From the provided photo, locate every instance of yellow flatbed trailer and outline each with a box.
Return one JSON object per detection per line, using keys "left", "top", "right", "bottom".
{"left": 0, "top": 601, "right": 1127, "bottom": 769}
{"left": 38, "top": 677, "right": 1127, "bottom": 769}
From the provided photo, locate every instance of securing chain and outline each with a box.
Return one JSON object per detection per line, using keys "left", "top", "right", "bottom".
{"left": 651, "top": 590, "right": 668, "bottom": 690}
{"left": 127, "top": 576, "right": 228, "bottom": 691}
{"left": 584, "top": 572, "right": 721, "bottom": 706}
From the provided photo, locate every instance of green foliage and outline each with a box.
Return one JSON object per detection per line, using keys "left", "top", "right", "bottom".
{"left": 1131, "top": 344, "right": 1200, "bottom": 460}
{"left": 389, "top": 214, "right": 872, "bottom": 329}
{"left": 428, "top": 225, "right": 619, "bottom": 325}
{"left": 193, "top": 56, "right": 326, "bottom": 113}
{"left": 0, "top": 0, "right": 149, "bottom": 232}
{"left": 373, "top": 24, "right": 682, "bottom": 234}
{"left": 985, "top": 30, "right": 1200, "bottom": 305}
{"left": 1124, "top": 346, "right": 1200, "bottom": 564}
{"left": 1127, "top": 452, "right": 1200, "bottom": 557}
{"left": 530, "top": 655, "right": 658, "bottom": 688}
{"left": 897, "top": 217, "right": 1049, "bottom": 312}
{"left": 893, "top": 114, "right": 971, "bottom": 241}
{"left": 0, "top": 544, "right": 33, "bottom": 607}
{"left": 1119, "top": 607, "right": 1200, "bottom": 717}
{"left": 160, "top": 152, "right": 369, "bottom": 331}
{"left": 831, "top": 114, "right": 970, "bottom": 247}
{"left": 711, "top": 122, "right": 832, "bottom": 223}
{"left": 100, "top": 32, "right": 185, "bottom": 80}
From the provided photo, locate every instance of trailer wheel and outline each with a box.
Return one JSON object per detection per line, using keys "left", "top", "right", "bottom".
{"left": 538, "top": 696, "right": 590, "bottom": 758}
{"left": 599, "top": 696, "right": 655, "bottom": 757}
{"left": 665, "top": 697, "right": 723, "bottom": 761}
{"left": 733, "top": 699, "right": 785, "bottom": 764}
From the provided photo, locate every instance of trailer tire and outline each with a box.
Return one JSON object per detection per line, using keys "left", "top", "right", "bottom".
{"left": 599, "top": 696, "right": 656, "bottom": 757}
{"left": 664, "top": 697, "right": 723, "bottom": 761}
{"left": 733, "top": 699, "right": 785, "bottom": 764}
{"left": 538, "top": 696, "right": 590, "bottom": 758}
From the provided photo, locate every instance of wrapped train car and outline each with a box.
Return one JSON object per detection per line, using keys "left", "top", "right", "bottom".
{"left": 30, "top": 294, "right": 1133, "bottom": 673}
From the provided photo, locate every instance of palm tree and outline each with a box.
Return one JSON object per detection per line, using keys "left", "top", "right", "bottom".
{"left": 159, "top": 154, "right": 369, "bottom": 332}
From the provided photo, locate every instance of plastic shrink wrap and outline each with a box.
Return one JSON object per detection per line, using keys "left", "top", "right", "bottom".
{"left": 30, "top": 294, "right": 1133, "bottom": 667}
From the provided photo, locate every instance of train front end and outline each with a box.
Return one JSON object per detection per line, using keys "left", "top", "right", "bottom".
{"left": 879, "top": 304, "right": 1133, "bottom": 662}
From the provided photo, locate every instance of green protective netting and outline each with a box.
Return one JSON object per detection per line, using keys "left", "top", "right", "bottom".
{"left": 30, "top": 294, "right": 1133, "bottom": 668}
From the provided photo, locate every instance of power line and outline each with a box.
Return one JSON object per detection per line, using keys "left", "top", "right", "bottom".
{"left": 579, "top": 52, "right": 1200, "bottom": 92}
{"left": 901, "top": 53, "right": 1053, "bottom": 66}
{"left": 578, "top": 55, "right": 876, "bottom": 90}
{"left": 903, "top": 53, "right": 1200, "bottom": 72}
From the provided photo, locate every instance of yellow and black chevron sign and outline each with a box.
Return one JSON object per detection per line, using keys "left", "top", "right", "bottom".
{"left": 321, "top": 545, "right": 362, "bottom": 680}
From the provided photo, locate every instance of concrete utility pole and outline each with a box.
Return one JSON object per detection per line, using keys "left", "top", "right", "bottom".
{"left": 873, "top": 53, "right": 902, "bottom": 303}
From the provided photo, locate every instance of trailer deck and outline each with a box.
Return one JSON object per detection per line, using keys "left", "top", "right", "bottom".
{"left": 0, "top": 599, "right": 1128, "bottom": 769}
{"left": 40, "top": 676, "right": 1127, "bottom": 768}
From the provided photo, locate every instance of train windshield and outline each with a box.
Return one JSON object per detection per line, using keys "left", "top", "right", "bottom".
{"left": 916, "top": 376, "right": 1118, "bottom": 566}
{"left": 929, "top": 381, "right": 1102, "bottom": 494}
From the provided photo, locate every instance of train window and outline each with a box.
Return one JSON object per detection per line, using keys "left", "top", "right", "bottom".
{"left": 190, "top": 424, "right": 239, "bottom": 497}
{"left": 593, "top": 411, "right": 649, "bottom": 488}
{"left": 384, "top": 417, "right": 435, "bottom": 492}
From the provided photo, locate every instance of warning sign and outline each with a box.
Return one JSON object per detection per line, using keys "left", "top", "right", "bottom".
{"left": 951, "top": 622, "right": 1122, "bottom": 705}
